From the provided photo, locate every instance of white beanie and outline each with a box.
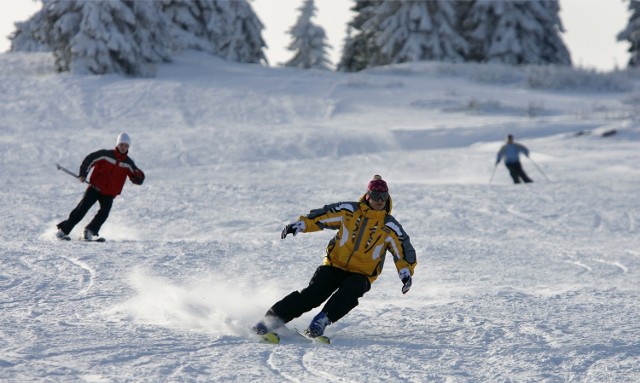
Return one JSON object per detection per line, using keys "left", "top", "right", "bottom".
{"left": 116, "top": 133, "right": 131, "bottom": 146}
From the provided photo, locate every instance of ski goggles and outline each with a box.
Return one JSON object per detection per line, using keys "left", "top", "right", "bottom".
{"left": 368, "top": 190, "right": 389, "bottom": 202}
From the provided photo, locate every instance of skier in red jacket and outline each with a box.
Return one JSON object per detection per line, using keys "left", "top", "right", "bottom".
{"left": 56, "top": 133, "right": 145, "bottom": 241}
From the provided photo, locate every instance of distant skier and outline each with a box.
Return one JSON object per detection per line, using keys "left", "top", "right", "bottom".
{"left": 55, "top": 133, "right": 145, "bottom": 241}
{"left": 253, "top": 175, "right": 416, "bottom": 339}
{"left": 496, "top": 134, "right": 533, "bottom": 184}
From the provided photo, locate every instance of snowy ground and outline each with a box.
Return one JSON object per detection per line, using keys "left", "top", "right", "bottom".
{"left": 1, "top": 52, "right": 639, "bottom": 382}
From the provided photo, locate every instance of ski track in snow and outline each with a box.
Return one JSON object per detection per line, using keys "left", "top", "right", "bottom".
{"left": 0, "top": 52, "right": 639, "bottom": 382}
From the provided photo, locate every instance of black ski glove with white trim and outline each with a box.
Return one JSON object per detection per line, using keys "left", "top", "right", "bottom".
{"left": 399, "top": 269, "right": 412, "bottom": 294}
{"left": 281, "top": 221, "right": 305, "bottom": 239}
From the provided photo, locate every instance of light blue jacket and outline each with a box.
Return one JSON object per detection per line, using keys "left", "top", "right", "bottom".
{"left": 496, "top": 143, "right": 529, "bottom": 164}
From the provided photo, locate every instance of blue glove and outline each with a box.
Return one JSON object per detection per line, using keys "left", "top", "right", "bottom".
{"left": 281, "top": 221, "right": 305, "bottom": 239}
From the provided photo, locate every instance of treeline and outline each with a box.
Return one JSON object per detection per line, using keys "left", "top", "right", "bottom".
{"left": 9, "top": 0, "right": 640, "bottom": 76}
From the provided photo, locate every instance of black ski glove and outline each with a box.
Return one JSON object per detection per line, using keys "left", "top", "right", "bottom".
{"left": 131, "top": 169, "right": 145, "bottom": 185}
{"left": 281, "top": 221, "right": 305, "bottom": 239}
{"left": 399, "top": 269, "right": 412, "bottom": 294}
{"left": 401, "top": 276, "right": 412, "bottom": 294}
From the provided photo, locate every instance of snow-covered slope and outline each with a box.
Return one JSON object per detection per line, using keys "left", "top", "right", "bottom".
{"left": 1, "top": 51, "right": 638, "bottom": 382}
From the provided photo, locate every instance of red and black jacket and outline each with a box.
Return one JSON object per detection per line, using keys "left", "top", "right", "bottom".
{"left": 79, "top": 148, "right": 145, "bottom": 197}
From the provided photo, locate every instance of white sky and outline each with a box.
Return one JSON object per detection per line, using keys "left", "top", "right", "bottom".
{"left": 0, "top": 0, "right": 630, "bottom": 71}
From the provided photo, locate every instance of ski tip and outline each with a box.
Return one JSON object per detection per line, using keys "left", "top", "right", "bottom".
{"left": 261, "top": 332, "right": 280, "bottom": 344}
{"left": 80, "top": 238, "right": 106, "bottom": 242}
{"left": 293, "top": 328, "right": 330, "bottom": 344}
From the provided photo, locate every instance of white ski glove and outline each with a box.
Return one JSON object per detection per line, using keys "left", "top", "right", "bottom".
{"left": 281, "top": 221, "right": 305, "bottom": 239}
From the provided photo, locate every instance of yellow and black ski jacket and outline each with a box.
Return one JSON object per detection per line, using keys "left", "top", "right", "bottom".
{"left": 297, "top": 196, "right": 416, "bottom": 283}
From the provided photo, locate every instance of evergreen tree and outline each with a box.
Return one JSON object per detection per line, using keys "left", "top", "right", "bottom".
{"left": 9, "top": 11, "right": 50, "bottom": 52}
{"left": 284, "top": 0, "right": 331, "bottom": 70}
{"left": 370, "top": 0, "right": 467, "bottom": 64}
{"left": 161, "top": 0, "right": 222, "bottom": 54}
{"left": 213, "top": 0, "right": 267, "bottom": 64}
{"left": 9, "top": 0, "right": 266, "bottom": 75}
{"left": 160, "top": 0, "right": 266, "bottom": 64}
{"left": 10, "top": 0, "right": 172, "bottom": 76}
{"left": 339, "top": 0, "right": 467, "bottom": 71}
{"left": 457, "top": 0, "right": 490, "bottom": 62}
{"left": 338, "top": 0, "right": 384, "bottom": 72}
{"left": 539, "top": 0, "right": 571, "bottom": 65}
{"left": 617, "top": 0, "right": 640, "bottom": 68}
{"left": 461, "top": 0, "right": 570, "bottom": 65}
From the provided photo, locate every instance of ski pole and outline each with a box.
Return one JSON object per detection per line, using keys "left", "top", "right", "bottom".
{"left": 489, "top": 163, "right": 498, "bottom": 184}
{"left": 56, "top": 163, "right": 90, "bottom": 184}
{"left": 527, "top": 157, "right": 550, "bottom": 182}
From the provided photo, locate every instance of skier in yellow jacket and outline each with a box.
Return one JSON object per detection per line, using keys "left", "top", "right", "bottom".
{"left": 253, "top": 175, "right": 417, "bottom": 338}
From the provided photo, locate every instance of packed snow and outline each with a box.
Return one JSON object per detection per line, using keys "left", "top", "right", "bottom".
{"left": 0, "top": 51, "right": 638, "bottom": 382}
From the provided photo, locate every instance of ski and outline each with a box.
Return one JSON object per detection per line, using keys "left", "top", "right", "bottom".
{"left": 81, "top": 237, "right": 106, "bottom": 242}
{"left": 259, "top": 332, "right": 280, "bottom": 344}
{"left": 55, "top": 232, "right": 106, "bottom": 242}
{"left": 293, "top": 328, "right": 330, "bottom": 344}
{"left": 253, "top": 329, "right": 329, "bottom": 345}
{"left": 57, "top": 236, "right": 106, "bottom": 242}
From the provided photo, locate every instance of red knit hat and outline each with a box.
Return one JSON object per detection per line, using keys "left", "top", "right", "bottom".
{"left": 367, "top": 175, "right": 388, "bottom": 192}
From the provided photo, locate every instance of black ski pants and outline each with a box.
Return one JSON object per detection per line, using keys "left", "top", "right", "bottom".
{"left": 505, "top": 161, "right": 533, "bottom": 184}
{"left": 57, "top": 186, "right": 113, "bottom": 235}
{"left": 266, "top": 265, "right": 371, "bottom": 324}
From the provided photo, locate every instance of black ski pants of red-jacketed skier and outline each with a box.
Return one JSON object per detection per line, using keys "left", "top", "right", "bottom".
{"left": 57, "top": 186, "right": 113, "bottom": 236}
{"left": 266, "top": 265, "right": 371, "bottom": 324}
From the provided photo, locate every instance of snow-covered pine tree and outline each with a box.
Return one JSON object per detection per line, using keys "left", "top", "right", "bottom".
{"left": 213, "top": 0, "right": 267, "bottom": 64}
{"left": 161, "top": 0, "right": 266, "bottom": 64}
{"left": 617, "top": 0, "right": 640, "bottom": 68}
{"left": 284, "top": 0, "right": 332, "bottom": 69}
{"left": 539, "top": 0, "right": 571, "bottom": 66}
{"left": 10, "top": 0, "right": 266, "bottom": 74}
{"left": 10, "top": 0, "right": 172, "bottom": 76}
{"left": 339, "top": 0, "right": 467, "bottom": 71}
{"left": 9, "top": 10, "right": 51, "bottom": 52}
{"left": 464, "top": 0, "right": 570, "bottom": 65}
{"left": 457, "top": 0, "right": 492, "bottom": 62}
{"left": 369, "top": 0, "right": 467, "bottom": 64}
{"left": 161, "top": 0, "right": 221, "bottom": 54}
{"left": 338, "top": 0, "right": 383, "bottom": 72}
